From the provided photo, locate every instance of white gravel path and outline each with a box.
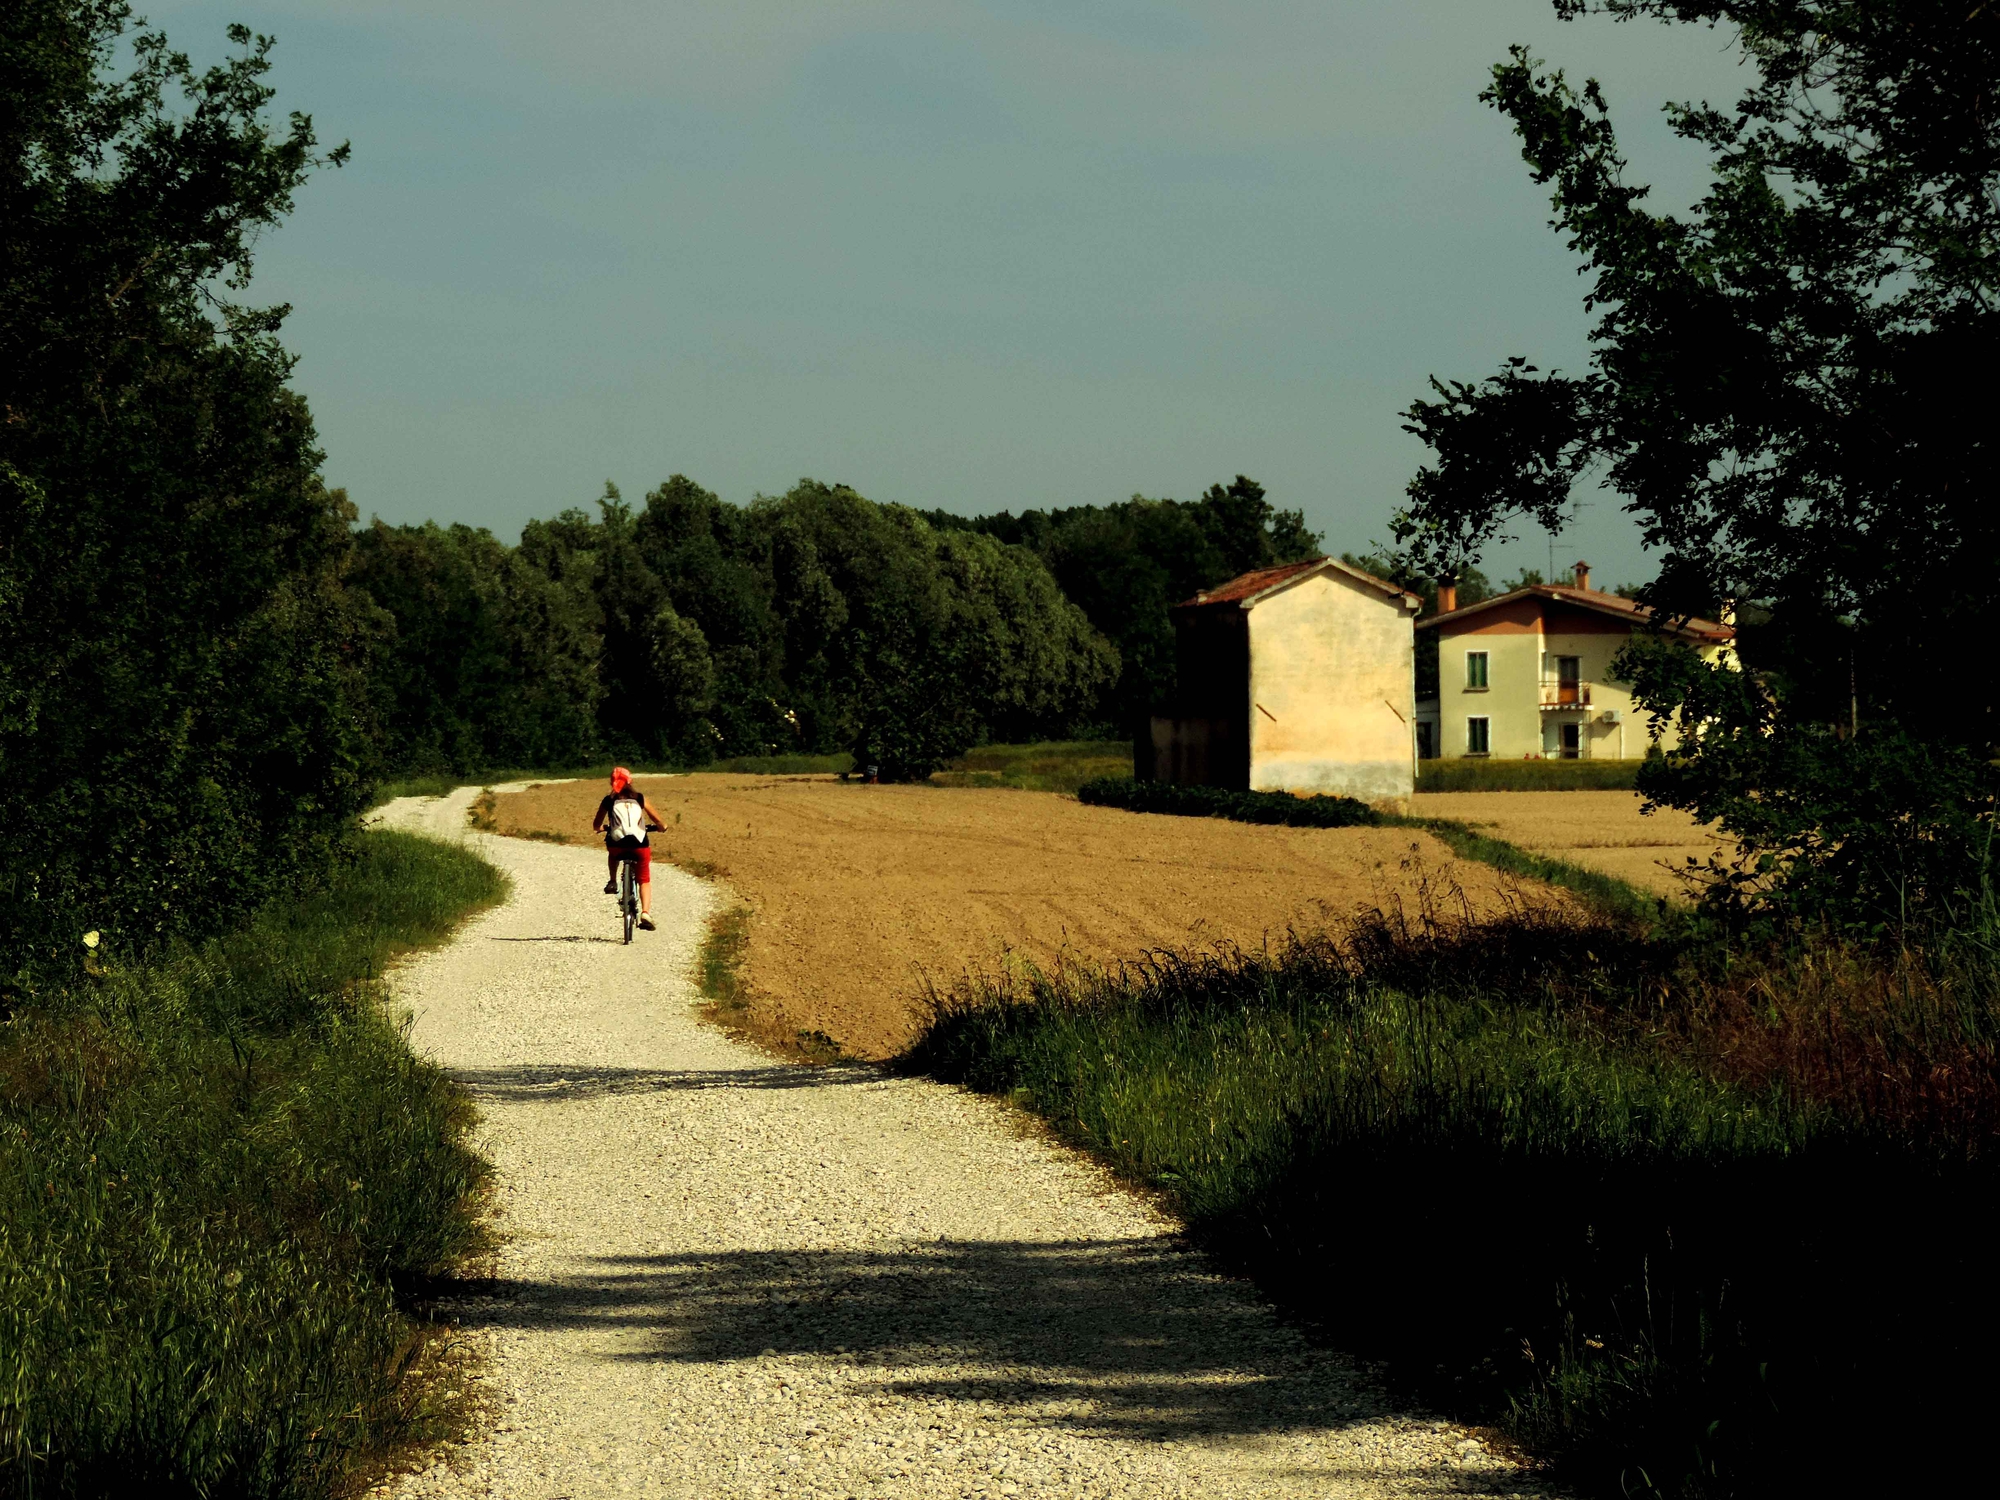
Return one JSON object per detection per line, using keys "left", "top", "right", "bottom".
{"left": 374, "top": 787, "right": 1545, "bottom": 1500}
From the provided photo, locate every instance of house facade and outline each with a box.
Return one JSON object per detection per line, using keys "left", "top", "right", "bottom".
{"left": 1414, "top": 563, "right": 1735, "bottom": 761}
{"left": 1142, "top": 557, "right": 1422, "bottom": 804}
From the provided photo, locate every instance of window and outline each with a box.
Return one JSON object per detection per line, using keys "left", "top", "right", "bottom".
{"left": 1465, "top": 650, "right": 1489, "bottom": 690}
{"left": 1466, "top": 716, "right": 1490, "bottom": 756}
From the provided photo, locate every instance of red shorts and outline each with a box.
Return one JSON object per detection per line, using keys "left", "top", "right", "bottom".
{"left": 608, "top": 841, "right": 652, "bottom": 881}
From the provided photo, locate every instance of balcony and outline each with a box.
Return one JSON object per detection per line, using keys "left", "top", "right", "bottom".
{"left": 1539, "top": 679, "right": 1592, "bottom": 709}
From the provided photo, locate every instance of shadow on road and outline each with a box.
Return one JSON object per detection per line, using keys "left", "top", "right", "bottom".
{"left": 451, "top": 1061, "right": 883, "bottom": 1101}
{"left": 437, "top": 1238, "right": 1534, "bottom": 1494}
{"left": 486, "top": 935, "right": 623, "bottom": 944}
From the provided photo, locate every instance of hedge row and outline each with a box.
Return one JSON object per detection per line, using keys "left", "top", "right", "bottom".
{"left": 1074, "top": 776, "right": 1381, "bottom": 828}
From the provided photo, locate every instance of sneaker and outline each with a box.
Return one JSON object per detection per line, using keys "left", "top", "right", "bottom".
{"left": 603, "top": 880, "right": 617, "bottom": 895}
{"left": 638, "top": 916, "right": 656, "bottom": 932}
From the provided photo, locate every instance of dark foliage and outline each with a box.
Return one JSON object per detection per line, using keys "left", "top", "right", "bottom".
{"left": 1393, "top": 0, "right": 2000, "bottom": 928}
{"left": 923, "top": 476, "right": 1320, "bottom": 733}
{"left": 1075, "top": 775, "right": 1380, "bottom": 828}
{"left": 0, "top": 3, "right": 368, "bottom": 976}
{"left": 348, "top": 520, "right": 601, "bottom": 775}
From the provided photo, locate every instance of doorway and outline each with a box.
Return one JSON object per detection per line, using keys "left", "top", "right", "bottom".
{"left": 1560, "top": 721, "right": 1581, "bottom": 759}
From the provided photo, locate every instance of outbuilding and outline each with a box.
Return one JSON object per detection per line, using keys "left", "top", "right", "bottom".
{"left": 1140, "top": 557, "right": 1422, "bottom": 805}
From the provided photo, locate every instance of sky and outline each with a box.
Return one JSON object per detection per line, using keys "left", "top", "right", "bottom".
{"left": 149, "top": 1, "right": 1749, "bottom": 588}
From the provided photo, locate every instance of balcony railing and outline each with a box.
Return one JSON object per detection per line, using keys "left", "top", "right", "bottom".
{"left": 1539, "top": 680, "right": 1592, "bottom": 709}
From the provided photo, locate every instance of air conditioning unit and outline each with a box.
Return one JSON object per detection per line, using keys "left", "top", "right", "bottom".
{"left": 1600, "top": 709, "right": 1623, "bottom": 724}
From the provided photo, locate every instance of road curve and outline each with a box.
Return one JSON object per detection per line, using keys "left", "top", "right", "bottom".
{"left": 373, "top": 787, "right": 1542, "bottom": 1500}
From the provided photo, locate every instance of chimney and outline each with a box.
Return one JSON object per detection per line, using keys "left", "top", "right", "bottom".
{"left": 1573, "top": 560, "right": 1592, "bottom": 592}
{"left": 1437, "top": 579, "right": 1458, "bottom": 614}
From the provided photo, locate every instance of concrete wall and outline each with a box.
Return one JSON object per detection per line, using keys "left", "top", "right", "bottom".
{"left": 1245, "top": 571, "right": 1416, "bottom": 802}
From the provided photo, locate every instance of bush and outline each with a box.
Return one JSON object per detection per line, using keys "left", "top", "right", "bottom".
{"left": 0, "top": 830, "right": 504, "bottom": 1497}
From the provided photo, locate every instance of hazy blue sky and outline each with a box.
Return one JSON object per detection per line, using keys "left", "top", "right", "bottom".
{"left": 152, "top": 1, "right": 1746, "bottom": 586}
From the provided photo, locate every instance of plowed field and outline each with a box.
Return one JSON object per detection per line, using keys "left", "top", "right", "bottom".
{"left": 492, "top": 776, "right": 1536, "bottom": 1060}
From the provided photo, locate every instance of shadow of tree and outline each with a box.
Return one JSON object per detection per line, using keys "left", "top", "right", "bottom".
{"left": 451, "top": 1061, "right": 883, "bottom": 1101}
{"left": 440, "top": 1238, "right": 1537, "bottom": 1492}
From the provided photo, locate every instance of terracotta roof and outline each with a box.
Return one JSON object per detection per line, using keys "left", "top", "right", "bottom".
{"left": 1417, "top": 583, "right": 1735, "bottom": 643}
{"left": 1176, "top": 556, "right": 1420, "bottom": 611}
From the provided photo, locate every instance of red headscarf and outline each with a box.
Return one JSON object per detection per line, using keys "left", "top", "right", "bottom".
{"left": 610, "top": 766, "right": 632, "bottom": 792}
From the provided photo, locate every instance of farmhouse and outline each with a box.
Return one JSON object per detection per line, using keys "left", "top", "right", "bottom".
{"left": 1414, "top": 562, "right": 1736, "bottom": 761}
{"left": 1141, "top": 556, "right": 1422, "bottom": 804}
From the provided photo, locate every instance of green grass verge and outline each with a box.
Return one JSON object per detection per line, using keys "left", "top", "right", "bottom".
{"left": 0, "top": 829, "right": 507, "bottom": 1497}
{"left": 1417, "top": 759, "right": 1643, "bottom": 792}
{"left": 905, "top": 916, "right": 1997, "bottom": 1498}
{"left": 931, "top": 741, "right": 1134, "bottom": 794}
{"left": 1408, "top": 816, "right": 1670, "bottom": 926}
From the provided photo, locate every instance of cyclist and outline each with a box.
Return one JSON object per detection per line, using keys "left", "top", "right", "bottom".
{"left": 593, "top": 766, "right": 664, "bottom": 932}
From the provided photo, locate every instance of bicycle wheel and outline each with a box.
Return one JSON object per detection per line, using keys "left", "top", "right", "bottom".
{"left": 621, "top": 859, "right": 636, "bottom": 944}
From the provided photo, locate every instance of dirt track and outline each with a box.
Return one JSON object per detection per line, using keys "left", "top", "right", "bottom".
{"left": 377, "top": 787, "right": 1541, "bottom": 1500}
{"left": 493, "top": 776, "right": 1533, "bottom": 1060}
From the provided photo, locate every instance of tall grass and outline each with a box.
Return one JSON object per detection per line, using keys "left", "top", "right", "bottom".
{"left": 0, "top": 830, "right": 506, "bottom": 1498}
{"left": 906, "top": 884, "right": 2000, "bottom": 1497}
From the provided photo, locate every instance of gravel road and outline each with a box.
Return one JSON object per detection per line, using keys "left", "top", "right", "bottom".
{"left": 374, "top": 787, "right": 1545, "bottom": 1500}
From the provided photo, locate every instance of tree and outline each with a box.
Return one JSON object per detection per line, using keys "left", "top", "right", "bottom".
{"left": 0, "top": 4, "right": 364, "bottom": 969}
{"left": 925, "top": 477, "right": 1322, "bottom": 731}
{"left": 349, "top": 520, "right": 601, "bottom": 771}
{"left": 1392, "top": 1, "right": 2000, "bottom": 924}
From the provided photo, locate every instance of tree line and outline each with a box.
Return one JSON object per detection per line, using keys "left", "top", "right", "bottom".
{"left": 347, "top": 472, "right": 1323, "bottom": 778}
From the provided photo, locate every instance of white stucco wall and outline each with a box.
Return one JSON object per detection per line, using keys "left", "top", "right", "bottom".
{"left": 1245, "top": 571, "right": 1416, "bottom": 802}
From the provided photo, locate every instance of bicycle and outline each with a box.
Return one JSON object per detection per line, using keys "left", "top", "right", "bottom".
{"left": 615, "top": 845, "right": 642, "bottom": 944}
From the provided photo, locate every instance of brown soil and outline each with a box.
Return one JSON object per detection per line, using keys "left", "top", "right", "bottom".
{"left": 1413, "top": 790, "right": 1727, "bottom": 898}
{"left": 493, "top": 775, "right": 1537, "bottom": 1061}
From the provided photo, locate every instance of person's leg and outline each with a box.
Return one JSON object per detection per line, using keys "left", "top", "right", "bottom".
{"left": 605, "top": 846, "right": 619, "bottom": 893}
{"left": 637, "top": 848, "right": 655, "bottom": 926}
